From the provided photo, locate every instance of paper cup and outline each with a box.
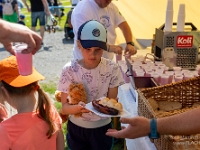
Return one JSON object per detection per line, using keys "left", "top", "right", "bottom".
{"left": 183, "top": 74, "right": 194, "bottom": 80}
{"left": 191, "top": 71, "right": 199, "bottom": 77}
{"left": 165, "top": 71, "right": 174, "bottom": 83}
{"left": 174, "top": 74, "right": 183, "bottom": 82}
{"left": 173, "top": 66, "right": 182, "bottom": 71}
{"left": 135, "top": 70, "right": 145, "bottom": 77}
{"left": 150, "top": 73, "right": 160, "bottom": 83}
{"left": 116, "top": 54, "right": 122, "bottom": 62}
{"left": 145, "top": 70, "right": 153, "bottom": 77}
{"left": 14, "top": 44, "right": 32, "bottom": 76}
{"left": 160, "top": 74, "right": 170, "bottom": 85}
{"left": 195, "top": 66, "right": 200, "bottom": 75}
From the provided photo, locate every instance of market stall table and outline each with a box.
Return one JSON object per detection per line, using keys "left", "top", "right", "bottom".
{"left": 117, "top": 49, "right": 155, "bottom": 149}
{"left": 118, "top": 83, "right": 156, "bottom": 150}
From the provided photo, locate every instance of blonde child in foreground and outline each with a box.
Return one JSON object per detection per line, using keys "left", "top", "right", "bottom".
{"left": 58, "top": 20, "right": 124, "bottom": 150}
{"left": 0, "top": 56, "right": 64, "bottom": 150}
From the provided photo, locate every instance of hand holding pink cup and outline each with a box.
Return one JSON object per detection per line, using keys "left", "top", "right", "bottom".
{"left": 14, "top": 44, "right": 33, "bottom": 76}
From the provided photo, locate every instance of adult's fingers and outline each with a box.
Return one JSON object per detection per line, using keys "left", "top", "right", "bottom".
{"left": 106, "top": 129, "right": 127, "bottom": 138}
{"left": 121, "top": 126, "right": 126, "bottom": 130}
{"left": 3, "top": 43, "right": 15, "bottom": 55}
{"left": 106, "top": 129, "right": 120, "bottom": 138}
{"left": 29, "top": 33, "right": 42, "bottom": 54}
{"left": 120, "top": 117, "right": 133, "bottom": 124}
{"left": 22, "top": 33, "right": 42, "bottom": 54}
{"left": 115, "top": 46, "right": 123, "bottom": 54}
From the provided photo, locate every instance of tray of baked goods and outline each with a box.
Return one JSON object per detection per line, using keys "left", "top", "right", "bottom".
{"left": 85, "top": 97, "right": 132, "bottom": 117}
{"left": 137, "top": 76, "right": 200, "bottom": 150}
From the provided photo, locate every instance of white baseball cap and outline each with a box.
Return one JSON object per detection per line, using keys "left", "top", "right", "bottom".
{"left": 77, "top": 20, "right": 107, "bottom": 50}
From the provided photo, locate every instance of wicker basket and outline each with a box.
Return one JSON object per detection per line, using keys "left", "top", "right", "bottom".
{"left": 137, "top": 76, "right": 200, "bottom": 150}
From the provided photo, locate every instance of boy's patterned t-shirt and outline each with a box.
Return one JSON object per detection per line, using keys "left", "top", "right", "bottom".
{"left": 58, "top": 57, "right": 124, "bottom": 102}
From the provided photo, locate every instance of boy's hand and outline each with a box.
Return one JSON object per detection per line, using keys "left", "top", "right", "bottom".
{"left": 78, "top": 103, "right": 90, "bottom": 113}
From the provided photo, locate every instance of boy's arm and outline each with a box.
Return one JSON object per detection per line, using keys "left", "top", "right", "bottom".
{"left": 107, "top": 87, "right": 118, "bottom": 99}
{"left": 61, "top": 92, "right": 88, "bottom": 115}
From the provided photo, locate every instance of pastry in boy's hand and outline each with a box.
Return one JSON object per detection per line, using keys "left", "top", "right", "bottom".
{"left": 92, "top": 98, "right": 123, "bottom": 115}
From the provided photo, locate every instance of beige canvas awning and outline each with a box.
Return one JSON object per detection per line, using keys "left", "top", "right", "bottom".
{"left": 113, "top": 0, "right": 200, "bottom": 49}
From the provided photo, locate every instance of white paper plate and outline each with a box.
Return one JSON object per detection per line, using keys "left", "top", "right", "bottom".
{"left": 85, "top": 102, "right": 132, "bottom": 117}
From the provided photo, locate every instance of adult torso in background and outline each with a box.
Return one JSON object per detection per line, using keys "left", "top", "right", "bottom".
{"left": 29, "top": 0, "right": 44, "bottom": 12}
{"left": 0, "top": 0, "right": 2, "bottom": 11}
{"left": 53, "top": 0, "right": 58, "bottom": 6}
{"left": 71, "top": 0, "right": 125, "bottom": 60}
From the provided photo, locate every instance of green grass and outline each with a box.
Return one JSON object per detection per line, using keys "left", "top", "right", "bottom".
{"left": 20, "top": 0, "right": 71, "bottom": 30}
{"left": 40, "top": 81, "right": 125, "bottom": 150}
{"left": 40, "top": 81, "right": 57, "bottom": 94}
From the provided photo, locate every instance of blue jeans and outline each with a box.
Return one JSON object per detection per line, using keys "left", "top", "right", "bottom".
{"left": 31, "top": 11, "right": 45, "bottom": 27}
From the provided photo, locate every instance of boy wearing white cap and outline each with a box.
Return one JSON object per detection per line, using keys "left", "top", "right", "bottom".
{"left": 58, "top": 20, "right": 124, "bottom": 150}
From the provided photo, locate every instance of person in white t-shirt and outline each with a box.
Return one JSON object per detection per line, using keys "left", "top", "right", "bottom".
{"left": 58, "top": 20, "right": 124, "bottom": 150}
{"left": 71, "top": 0, "right": 137, "bottom": 60}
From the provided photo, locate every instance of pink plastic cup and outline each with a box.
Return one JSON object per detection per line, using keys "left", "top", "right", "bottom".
{"left": 145, "top": 70, "right": 153, "bottom": 77}
{"left": 174, "top": 74, "right": 183, "bottom": 82}
{"left": 173, "top": 66, "right": 182, "bottom": 71}
{"left": 150, "top": 73, "right": 160, "bottom": 83}
{"left": 160, "top": 74, "right": 170, "bottom": 85}
{"left": 14, "top": 44, "right": 32, "bottom": 76}
{"left": 196, "top": 66, "right": 200, "bottom": 75}
{"left": 183, "top": 74, "right": 194, "bottom": 80}
{"left": 165, "top": 71, "right": 174, "bottom": 83}
{"left": 116, "top": 54, "right": 122, "bottom": 62}
{"left": 135, "top": 71, "right": 145, "bottom": 77}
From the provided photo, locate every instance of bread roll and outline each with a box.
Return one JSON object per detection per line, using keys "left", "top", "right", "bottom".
{"left": 107, "top": 100, "right": 116, "bottom": 108}
{"left": 99, "top": 97, "right": 109, "bottom": 106}
{"left": 110, "top": 99, "right": 118, "bottom": 104}
{"left": 97, "top": 97, "right": 123, "bottom": 112}
{"left": 148, "top": 98, "right": 159, "bottom": 111}
{"left": 114, "top": 103, "right": 123, "bottom": 111}
{"left": 158, "top": 101, "right": 182, "bottom": 111}
{"left": 192, "top": 102, "right": 200, "bottom": 108}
